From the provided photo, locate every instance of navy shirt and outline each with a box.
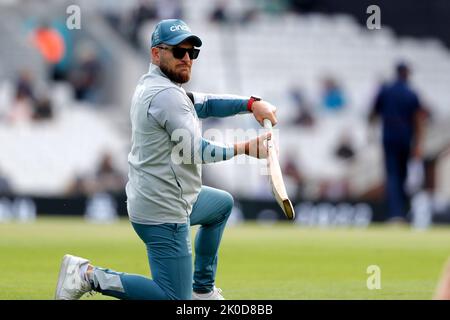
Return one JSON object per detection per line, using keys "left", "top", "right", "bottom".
{"left": 373, "top": 80, "right": 420, "bottom": 146}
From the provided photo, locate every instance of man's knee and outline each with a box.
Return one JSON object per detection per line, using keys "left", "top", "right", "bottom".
{"left": 221, "top": 191, "right": 234, "bottom": 219}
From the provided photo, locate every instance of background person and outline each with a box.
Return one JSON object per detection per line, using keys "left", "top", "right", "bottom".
{"left": 369, "top": 62, "right": 427, "bottom": 223}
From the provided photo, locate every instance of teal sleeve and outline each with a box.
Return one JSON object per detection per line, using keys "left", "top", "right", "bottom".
{"left": 200, "top": 138, "right": 235, "bottom": 163}
{"left": 149, "top": 89, "right": 235, "bottom": 164}
{"left": 190, "top": 92, "right": 249, "bottom": 119}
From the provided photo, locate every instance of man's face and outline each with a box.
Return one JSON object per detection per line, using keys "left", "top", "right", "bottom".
{"left": 155, "top": 42, "right": 195, "bottom": 84}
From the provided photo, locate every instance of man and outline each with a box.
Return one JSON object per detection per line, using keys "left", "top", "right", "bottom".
{"left": 55, "top": 19, "right": 277, "bottom": 300}
{"left": 434, "top": 257, "right": 450, "bottom": 300}
{"left": 369, "top": 62, "right": 426, "bottom": 223}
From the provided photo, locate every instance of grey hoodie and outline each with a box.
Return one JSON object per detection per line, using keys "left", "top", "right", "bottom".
{"left": 126, "top": 63, "right": 249, "bottom": 224}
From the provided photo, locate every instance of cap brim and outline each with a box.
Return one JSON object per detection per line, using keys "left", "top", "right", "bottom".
{"left": 165, "top": 34, "right": 202, "bottom": 47}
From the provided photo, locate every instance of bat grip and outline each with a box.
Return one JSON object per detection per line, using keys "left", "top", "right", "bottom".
{"left": 263, "top": 119, "right": 273, "bottom": 130}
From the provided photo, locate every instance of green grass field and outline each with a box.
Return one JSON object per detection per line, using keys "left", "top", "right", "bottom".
{"left": 1, "top": 217, "right": 449, "bottom": 300}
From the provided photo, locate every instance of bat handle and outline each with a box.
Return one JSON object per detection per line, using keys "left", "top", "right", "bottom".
{"left": 263, "top": 119, "right": 273, "bottom": 130}
{"left": 263, "top": 119, "right": 274, "bottom": 146}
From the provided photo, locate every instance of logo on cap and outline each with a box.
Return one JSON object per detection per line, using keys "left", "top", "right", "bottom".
{"left": 153, "top": 30, "right": 160, "bottom": 41}
{"left": 170, "top": 24, "right": 190, "bottom": 32}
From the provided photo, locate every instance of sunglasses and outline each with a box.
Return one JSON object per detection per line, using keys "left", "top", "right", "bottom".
{"left": 157, "top": 46, "right": 200, "bottom": 60}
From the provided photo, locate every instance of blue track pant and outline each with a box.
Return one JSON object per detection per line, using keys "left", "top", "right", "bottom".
{"left": 383, "top": 143, "right": 410, "bottom": 219}
{"left": 91, "top": 186, "right": 233, "bottom": 300}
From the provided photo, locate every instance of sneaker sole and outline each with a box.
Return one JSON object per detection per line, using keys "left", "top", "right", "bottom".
{"left": 54, "top": 254, "right": 73, "bottom": 300}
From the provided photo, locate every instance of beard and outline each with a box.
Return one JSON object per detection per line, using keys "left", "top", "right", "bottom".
{"left": 159, "top": 60, "right": 191, "bottom": 84}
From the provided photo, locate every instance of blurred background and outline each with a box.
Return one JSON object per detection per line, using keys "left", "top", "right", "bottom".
{"left": 0, "top": 0, "right": 449, "bottom": 228}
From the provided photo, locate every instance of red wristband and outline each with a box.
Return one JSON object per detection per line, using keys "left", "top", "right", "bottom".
{"left": 247, "top": 96, "right": 261, "bottom": 112}
{"left": 247, "top": 98, "right": 255, "bottom": 112}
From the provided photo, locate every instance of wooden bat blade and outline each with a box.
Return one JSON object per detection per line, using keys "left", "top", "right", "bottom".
{"left": 263, "top": 119, "right": 296, "bottom": 220}
{"left": 282, "top": 199, "right": 295, "bottom": 220}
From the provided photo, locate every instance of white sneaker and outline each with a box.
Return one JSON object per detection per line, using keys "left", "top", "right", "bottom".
{"left": 55, "top": 254, "right": 93, "bottom": 300}
{"left": 192, "top": 287, "right": 225, "bottom": 300}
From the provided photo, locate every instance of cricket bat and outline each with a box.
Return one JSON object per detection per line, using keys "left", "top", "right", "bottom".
{"left": 263, "top": 119, "right": 295, "bottom": 220}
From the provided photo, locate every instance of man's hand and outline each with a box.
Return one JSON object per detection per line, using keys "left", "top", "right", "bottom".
{"left": 251, "top": 100, "right": 277, "bottom": 127}
{"left": 234, "top": 132, "right": 272, "bottom": 159}
{"left": 434, "top": 257, "right": 450, "bottom": 300}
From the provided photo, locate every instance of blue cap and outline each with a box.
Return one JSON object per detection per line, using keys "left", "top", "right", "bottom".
{"left": 151, "top": 19, "right": 202, "bottom": 48}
